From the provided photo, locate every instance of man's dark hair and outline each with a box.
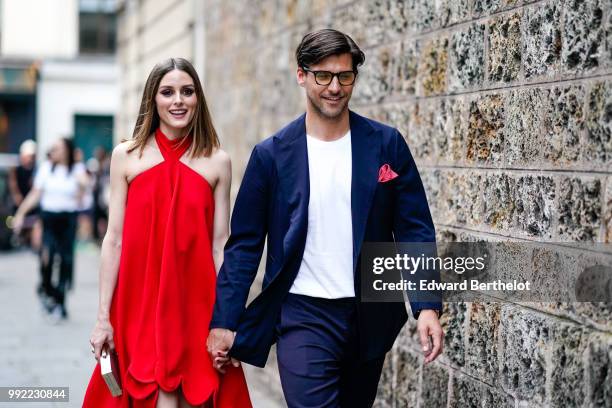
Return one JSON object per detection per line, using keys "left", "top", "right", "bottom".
{"left": 296, "top": 29, "right": 365, "bottom": 72}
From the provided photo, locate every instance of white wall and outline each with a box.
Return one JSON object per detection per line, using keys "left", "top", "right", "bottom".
{"left": 1, "top": 0, "right": 78, "bottom": 58}
{"left": 36, "top": 58, "right": 119, "bottom": 157}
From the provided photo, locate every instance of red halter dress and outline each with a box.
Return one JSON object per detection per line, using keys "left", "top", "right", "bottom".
{"left": 83, "top": 129, "right": 251, "bottom": 407}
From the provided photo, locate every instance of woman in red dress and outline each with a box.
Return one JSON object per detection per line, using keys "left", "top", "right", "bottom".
{"left": 83, "top": 58, "right": 252, "bottom": 408}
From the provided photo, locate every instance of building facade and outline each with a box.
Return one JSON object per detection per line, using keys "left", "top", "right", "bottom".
{"left": 0, "top": 0, "right": 119, "bottom": 159}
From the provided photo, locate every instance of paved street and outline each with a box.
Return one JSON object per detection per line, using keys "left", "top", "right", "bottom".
{"left": 0, "top": 246, "right": 284, "bottom": 408}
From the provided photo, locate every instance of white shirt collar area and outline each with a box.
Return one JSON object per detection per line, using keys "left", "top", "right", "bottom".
{"left": 306, "top": 130, "right": 351, "bottom": 146}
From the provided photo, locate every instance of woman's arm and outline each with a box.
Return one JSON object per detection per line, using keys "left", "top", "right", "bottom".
{"left": 209, "top": 150, "right": 235, "bottom": 372}
{"left": 77, "top": 167, "right": 91, "bottom": 192}
{"left": 211, "top": 150, "right": 232, "bottom": 275}
{"left": 74, "top": 165, "right": 91, "bottom": 206}
{"left": 89, "top": 143, "right": 129, "bottom": 360}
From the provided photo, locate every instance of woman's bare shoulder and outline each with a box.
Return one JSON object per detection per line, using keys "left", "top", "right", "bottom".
{"left": 113, "top": 140, "right": 134, "bottom": 158}
{"left": 111, "top": 141, "right": 144, "bottom": 171}
{"left": 110, "top": 141, "right": 132, "bottom": 161}
{"left": 113, "top": 137, "right": 156, "bottom": 160}
{"left": 209, "top": 147, "right": 231, "bottom": 166}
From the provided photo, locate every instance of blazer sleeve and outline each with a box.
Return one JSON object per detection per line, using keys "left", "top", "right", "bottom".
{"left": 210, "top": 146, "right": 271, "bottom": 331}
{"left": 391, "top": 130, "right": 443, "bottom": 318}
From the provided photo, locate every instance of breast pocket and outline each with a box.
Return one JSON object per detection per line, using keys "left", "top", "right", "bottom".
{"left": 374, "top": 178, "right": 397, "bottom": 202}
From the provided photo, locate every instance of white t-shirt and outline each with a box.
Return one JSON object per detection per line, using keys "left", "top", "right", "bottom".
{"left": 289, "top": 130, "right": 355, "bottom": 298}
{"left": 34, "top": 161, "right": 86, "bottom": 212}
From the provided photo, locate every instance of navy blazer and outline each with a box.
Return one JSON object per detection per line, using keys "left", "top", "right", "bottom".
{"left": 210, "top": 111, "right": 441, "bottom": 367}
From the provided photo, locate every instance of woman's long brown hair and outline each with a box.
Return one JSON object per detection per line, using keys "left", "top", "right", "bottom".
{"left": 127, "top": 57, "right": 219, "bottom": 158}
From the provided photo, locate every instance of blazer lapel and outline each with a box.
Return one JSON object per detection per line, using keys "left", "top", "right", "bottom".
{"left": 350, "top": 111, "right": 382, "bottom": 272}
{"left": 275, "top": 114, "right": 310, "bottom": 260}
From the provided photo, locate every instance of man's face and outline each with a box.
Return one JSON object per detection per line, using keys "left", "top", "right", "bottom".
{"left": 297, "top": 53, "right": 355, "bottom": 120}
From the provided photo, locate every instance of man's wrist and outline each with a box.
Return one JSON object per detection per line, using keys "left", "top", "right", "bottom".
{"left": 209, "top": 319, "right": 237, "bottom": 332}
{"left": 419, "top": 309, "right": 441, "bottom": 318}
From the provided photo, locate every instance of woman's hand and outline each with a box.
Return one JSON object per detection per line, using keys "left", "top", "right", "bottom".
{"left": 89, "top": 318, "right": 115, "bottom": 361}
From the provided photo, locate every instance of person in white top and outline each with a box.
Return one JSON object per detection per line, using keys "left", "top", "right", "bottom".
{"left": 13, "top": 137, "right": 89, "bottom": 321}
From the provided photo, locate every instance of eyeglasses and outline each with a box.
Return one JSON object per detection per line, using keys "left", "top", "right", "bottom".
{"left": 301, "top": 67, "right": 357, "bottom": 86}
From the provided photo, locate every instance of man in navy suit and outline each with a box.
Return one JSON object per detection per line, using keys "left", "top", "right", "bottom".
{"left": 208, "top": 29, "right": 444, "bottom": 407}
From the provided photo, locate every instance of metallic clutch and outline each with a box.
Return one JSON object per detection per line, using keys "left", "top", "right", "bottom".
{"left": 100, "top": 348, "right": 122, "bottom": 397}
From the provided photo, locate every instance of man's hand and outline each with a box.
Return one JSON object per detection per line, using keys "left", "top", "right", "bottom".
{"left": 417, "top": 309, "right": 444, "bottom": 364}
{"left": 206, "top": 328, "right": 240, "bottom": 373}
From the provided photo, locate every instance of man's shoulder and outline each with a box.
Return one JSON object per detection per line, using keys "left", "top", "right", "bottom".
{"left": 351, "top": 111, "right": 399, "bottom": 136}
{"left": 254, "top": 113, "right": 306, "bottom": 153}
{"left": 351, "top": 111, "right": 403, "bottom": 150}
{"left": 250, "top": 137, "right": 275, "bottom": 165}
{"left": 253, "top": 135, "right": 275, "bottom": 153}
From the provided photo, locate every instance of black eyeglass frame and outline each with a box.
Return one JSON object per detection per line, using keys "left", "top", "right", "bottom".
{"left": 301, "top": 66, "right": 358, "bottom": 86}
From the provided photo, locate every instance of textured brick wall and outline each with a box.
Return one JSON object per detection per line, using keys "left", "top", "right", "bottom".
{"left": 202, "top": 1, "right": 612, "bottom": 406}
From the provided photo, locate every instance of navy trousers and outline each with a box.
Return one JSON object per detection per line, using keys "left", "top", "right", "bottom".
{"left": 276, "top": 293, "right": 386, "bottom": 408}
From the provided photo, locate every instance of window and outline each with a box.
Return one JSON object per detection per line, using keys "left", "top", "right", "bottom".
{"left": 79, "top": 0, "right": 118, "bottom": 55}
{"left": 74, "top": 114, "right": 114, "bottom": 160}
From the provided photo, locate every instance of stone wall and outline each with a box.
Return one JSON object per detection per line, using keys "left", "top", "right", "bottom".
{"left": 204, "top": 0, "right": 610, "bottom": 406}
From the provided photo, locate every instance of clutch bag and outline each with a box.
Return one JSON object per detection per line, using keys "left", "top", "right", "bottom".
{"left": 100, "top": 348, "right": 122, "bottom": 397}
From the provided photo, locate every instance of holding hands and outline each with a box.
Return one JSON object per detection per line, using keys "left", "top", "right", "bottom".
{"left": 207, "top": 328, "right": 240, "bottom": 374}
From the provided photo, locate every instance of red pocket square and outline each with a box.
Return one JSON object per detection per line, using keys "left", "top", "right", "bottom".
{"left": 378, "top": 164, "right": 398, "bottom": 183}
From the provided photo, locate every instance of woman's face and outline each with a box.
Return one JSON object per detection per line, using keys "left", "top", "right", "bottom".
{"left": 155, "top": 69, "right": 197, "bottom": 133}
{"left": 49, "top": 140, "right": 68, "bottom": 164}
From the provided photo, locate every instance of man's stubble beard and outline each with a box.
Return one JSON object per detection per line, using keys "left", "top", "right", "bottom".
{"left": 307, "top": 92, "right": 350, "bottom": 121}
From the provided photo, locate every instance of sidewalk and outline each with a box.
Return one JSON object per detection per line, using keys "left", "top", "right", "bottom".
{"left": 0, "top": 246, "right": 284, "bottom": 407}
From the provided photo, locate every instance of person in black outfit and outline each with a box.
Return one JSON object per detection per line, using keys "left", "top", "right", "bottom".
{"left": 8, "top": 140, "right": 39, "bottom": 248}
